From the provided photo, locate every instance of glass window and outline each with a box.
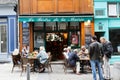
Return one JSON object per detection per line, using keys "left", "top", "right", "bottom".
{"left": 69, "top": 22, "right": 79, "bottom": 30}
{"left": 119, "top": 3, "right": 120, "bottom": 16}
{"left": 58, "top": 22, "right": 68, "bottom": 31}
{"left": 108, "top": 3, "right": 117, "bottom": 17}
{"left": 95, "top": 9, "right": 105, "bottom": 16}
{"left": 34, "top": 22, "right": 44, "bottom": 30}
{"left": 0, "top": 24, "right": 7, "bottom": 53}
{"left": 34, "top": 32, "right": 44, "bottom": 49}
{"left": 46, "top": 22, "right": 56, "bottom": 31}
{"left": 69, "top": 31, "right": 80, "bottom": 47}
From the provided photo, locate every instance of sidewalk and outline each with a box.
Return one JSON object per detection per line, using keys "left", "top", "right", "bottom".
{"left": 0, "top": 62, "right": 116, "bottom": 80}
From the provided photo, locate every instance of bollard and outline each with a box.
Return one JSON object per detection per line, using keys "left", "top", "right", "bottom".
{"left": 27, "top": 63, "right": 30, "bottom": 80}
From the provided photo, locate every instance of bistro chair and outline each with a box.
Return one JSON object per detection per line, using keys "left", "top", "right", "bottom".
{"left": 38, "top": 54, "right": 53, "bottom": 73}
{"left": 44, "top": 55, "right": 53, "bottom": 72}
{"left": 63, "top": 53, "right": 76, "bottom": 74}
{"left": 11, "top": 53, "right": 21, "bottom": 73}
{"left": 20, "top": 57, "right": 29, "bottom": 76}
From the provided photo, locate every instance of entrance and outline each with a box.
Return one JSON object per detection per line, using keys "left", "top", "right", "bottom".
{"left": 46, "top": 33, "right": 68, "bottom": 60}
{"left": 0, "top": 24, "right": 7, "bottom": 54}
{"left": 95, "top": 32, "right": 105, "bottom": 42}
{"left": 109, "top": 29, "right": 120, "bottom": 52}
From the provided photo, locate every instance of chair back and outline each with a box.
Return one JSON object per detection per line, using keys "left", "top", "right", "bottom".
{"left": 12, "top": 54, "right": 21, "bottom": 65}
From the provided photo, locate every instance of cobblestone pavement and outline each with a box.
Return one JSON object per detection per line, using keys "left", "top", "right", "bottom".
{"left": 0, "top": 62, "right": 117, "bottom": 80}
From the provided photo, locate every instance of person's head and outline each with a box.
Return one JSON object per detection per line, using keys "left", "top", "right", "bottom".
{"left": 23, "top": 45, "right": 27, "bottom": 49}
{"left": 67, "top": 46, "right": 71, "bottom": 52}
{"left": 39, "top": 46, "right": 45, "bottom": 51}
{"left": 63, "top": 48, "right": 67, "bottom": 52}
{"left": 100, "top": 37, "right": 106, "bottom": 43}
{"left": 73, "top": 49, "right": 78, "bottom": 54}
{"left": 81, "top": 46, "right": 86, "bottom": 51}
{"left": 91, "top": 35, "right": 97, "bottom": 42}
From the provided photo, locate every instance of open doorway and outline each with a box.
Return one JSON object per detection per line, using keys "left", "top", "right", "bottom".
{"left": 109, "top": 29, "right": 120, "bottom": 52}
{"left": 46, "top": 33, "right": 68, "bottom": 61}
{"left": 95, "top": 32, "right": 105, "bottom": 42}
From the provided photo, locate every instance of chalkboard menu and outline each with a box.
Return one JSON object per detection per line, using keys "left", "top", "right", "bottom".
{"left": 22, "top": 27, "right": 29, "bottom": 46}
{"left": 85, "top": 34, "right": 91, "bottom": 48}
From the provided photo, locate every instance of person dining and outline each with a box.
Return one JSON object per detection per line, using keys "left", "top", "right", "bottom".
{"left": 78, "top": 46, "right": 89, "bottom": 58}
{"left": 78, "top": 46, "right": 90, "bottom": 73}
{"left": 36, "top": 46, "right": 49, "bottom": 72}
{"left": 67, "top": 47, "right": 80, "bottom": 74}
{"left": 21, "top": 45, "right": 29, "bottom": 57}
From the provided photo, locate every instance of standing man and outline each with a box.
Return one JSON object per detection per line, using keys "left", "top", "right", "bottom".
{"left": 100, "top": 37, "right": 113, "bottom": 80}
{"left": 89, "top": 36, "right": 104, "bottom": 80}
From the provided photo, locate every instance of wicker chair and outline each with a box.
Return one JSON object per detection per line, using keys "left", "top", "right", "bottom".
{"left": 63, "top": 53, "right": 76, "bottom": 74}
{"left": 38, "top": 55, "right": 53, "bottom": 73}
{"left": 11, "top": 54, "right": 21, "bottom": 72}
{"left": 20, "top": 57, "right": 29, "bottom": 75}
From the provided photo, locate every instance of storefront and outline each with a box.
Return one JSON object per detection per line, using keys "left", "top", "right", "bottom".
{"left": 19, "top": 15, "right": 94, "bottom": 60}
{"left": 0, "top": 16, "right": 17, "bottom": 60}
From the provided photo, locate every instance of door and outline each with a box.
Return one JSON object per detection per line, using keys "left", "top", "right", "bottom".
{"left": 0, "top": 24, "right": 7, "bottom": 53}
{"left": 46, "top": 32, "right": 68, "bottom": 60}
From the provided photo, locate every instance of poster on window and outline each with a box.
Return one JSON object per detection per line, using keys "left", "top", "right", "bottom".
{"left": 71, "top": 34, "right": 78, "bottom": 45}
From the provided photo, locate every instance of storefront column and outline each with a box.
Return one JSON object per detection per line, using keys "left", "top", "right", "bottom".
{"left": 19, "top": 22, "right": 23, "bottom": 52}
{"left": 29, "top": 22, "right": 33, "bottom": 52}
{"left": 91, "top": 22, "right": 94, "bottom": 36}
{"left": 81, "top": 22, "right": 85, "bottom": 45}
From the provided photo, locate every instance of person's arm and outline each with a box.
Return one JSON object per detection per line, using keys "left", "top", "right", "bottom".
{"left": 36, "top": 52, "right": 41, "bottom": 59}
{"left": 88, "top": 45, "right": 93, "bottom": 58}
{"left": 83, "top": 49, "right": 89, "bottom": 55}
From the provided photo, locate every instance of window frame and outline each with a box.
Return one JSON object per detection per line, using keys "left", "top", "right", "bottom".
{"left": 108, "top": 3, "right": 117, "bottom": 17}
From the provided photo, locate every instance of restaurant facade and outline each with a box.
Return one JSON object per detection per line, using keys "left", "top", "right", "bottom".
{"left": 19, "top": 0, "right": 94, "bottom": 60}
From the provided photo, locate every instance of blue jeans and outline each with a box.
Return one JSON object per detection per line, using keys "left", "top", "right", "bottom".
{"left": 90, "top": 60, "right": 104, "bottom": 80}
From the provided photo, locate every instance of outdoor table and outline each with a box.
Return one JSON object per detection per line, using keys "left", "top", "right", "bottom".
{"left": 79, "top": 56, "right": 90, "bottom": 73}
{"left": 27, "top": 56, "right": 38, "bottom": 72}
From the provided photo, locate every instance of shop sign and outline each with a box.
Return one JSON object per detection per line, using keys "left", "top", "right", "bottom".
{"left": 19, "top": 16, "right": 93, "bottom": 22}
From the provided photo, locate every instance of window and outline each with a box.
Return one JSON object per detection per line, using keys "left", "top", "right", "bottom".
{"left": 69, "top": 22, "right": 79, "bottom": 30}
{"left": 34, "top": 22, "right": 44, "bottom": 31}
{"left": 46, "top": 22, "right": 56, "bottom": 31}
{"left": 69, "top": 31, "right": 80, "bottom": 47}
{"left": 108, "top": 3, "right": 117, "bottom": 17}
{"left": 95, "top": 9, "right": 105, "bottom": 16}
{"left": 58, "top": 22, "right": 68, "bottom": 31}
{"left": 119, "top": 3, "right": 120, "bottom": 16}
{"left": 34, "top": 32, "right": 44, "bottom": 48}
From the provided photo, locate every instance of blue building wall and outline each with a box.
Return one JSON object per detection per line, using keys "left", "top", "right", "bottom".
{"left": 8, "top": 15, "right": 17, "bottom": 54}
{"left": 94, "top": 0, "right": 120, "bottom": 52}
{"left": 94, "top": 0, "right": 120, "bottom": 40}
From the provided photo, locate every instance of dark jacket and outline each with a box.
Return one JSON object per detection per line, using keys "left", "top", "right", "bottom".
{"left": 89, "top": 41, "right": 101, "bottom": 60}
{"left": 102, "top": 41, "right": 113, "bottom": 58}
{"left": 68, "top": 51, "right": 79, "bottom": 67}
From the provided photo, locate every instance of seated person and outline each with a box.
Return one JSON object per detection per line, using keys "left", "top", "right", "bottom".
{"left": 36, "top": 46, "right": 48, "bottom": 72}
{"left": 78, "top": 46, "right": 90, "bottom": 73}
{"left": 78, "top": 46, "right": 89, "bottom": 58}
{"left": 73, "top": 49, "right": 81, "bottom": 75}
{"left": 21, "top": 45, "right": 29, "bottom": 57}
{"left": 67, "top": 47, "right": 80, "bottom": 74}
{"left": 63, "top": 48, "right": 69, "bottom": 59}
{"left": 12, "top": 48, "right": 19, "bottom": 55}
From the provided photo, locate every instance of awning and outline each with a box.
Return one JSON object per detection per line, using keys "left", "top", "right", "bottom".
{"left": 19, "top": 16, "right": 93, "bottom": 22}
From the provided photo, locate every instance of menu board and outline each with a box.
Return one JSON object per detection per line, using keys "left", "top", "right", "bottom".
{"left": 85, "top": 34, "right": 91, "bottom": 48}
{"left": 22, "top": 27, "right": 29, "bottom": 46}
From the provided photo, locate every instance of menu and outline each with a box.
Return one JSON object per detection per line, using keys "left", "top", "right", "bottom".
{"left": 22, "top": 27, "right": 29, "bottom": 45}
